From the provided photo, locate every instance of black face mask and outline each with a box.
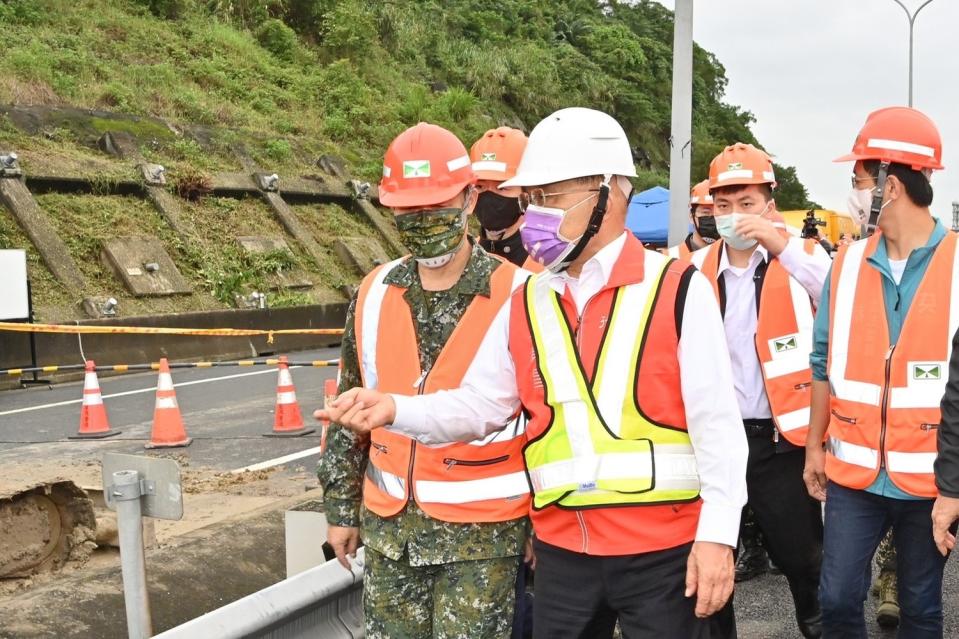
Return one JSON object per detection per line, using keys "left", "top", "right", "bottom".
{"left": 695, "top": 215, "right": 720, "bottom": 242}
{"left": 475, "top": 191, "right": 521, "bottom": 232}
{"left": 480, "top": 230, "right": 528, "bottom": 266}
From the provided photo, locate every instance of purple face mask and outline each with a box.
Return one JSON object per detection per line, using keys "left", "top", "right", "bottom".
{"left": 520, "top": 204, "right": 586, "bottom": 272}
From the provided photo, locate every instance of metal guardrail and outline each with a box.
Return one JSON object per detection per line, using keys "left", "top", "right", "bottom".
{"left": 153, "top": 549, "right": 365, "bottom": 639}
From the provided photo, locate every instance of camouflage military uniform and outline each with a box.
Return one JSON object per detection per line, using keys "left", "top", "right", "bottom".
{"left": 318, "top": 242, "right": 529, "bottom": 639}
{"left": 875, "top": 529, "right": 896, "bottom": 574}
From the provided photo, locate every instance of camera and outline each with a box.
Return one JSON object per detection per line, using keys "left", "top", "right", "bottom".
{"left": 801, "top": 210, "right": 826, "bottom": 239}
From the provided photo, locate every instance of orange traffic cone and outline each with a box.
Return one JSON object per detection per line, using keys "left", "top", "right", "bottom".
{"left": 320, "top": 377, "right": 337, "bottom": 454}
{"left": 145, "top": 358, "right": 192, "bottom": 449}
{"left": 265, "top": 356, "right": 314, "bottom": 437}
{"left": 70, "top": 360, "right": 121, "bottom": 439}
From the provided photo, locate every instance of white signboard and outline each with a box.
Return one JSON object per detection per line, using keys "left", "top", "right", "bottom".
{"left": 0, "top": 249, "right": 29, "bottom": 321}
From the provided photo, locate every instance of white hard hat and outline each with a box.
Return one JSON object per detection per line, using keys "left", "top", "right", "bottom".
{"left": 500, "top": 107, "right": 637, "bottom": 188}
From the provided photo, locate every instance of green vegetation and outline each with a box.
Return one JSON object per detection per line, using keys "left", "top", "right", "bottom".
{"left": 0, "top": 0, "right": 817, "bottom": 207}
{"left": 18, "top": 193, "right": 346, "bottom": 320}
{"left": 0, "top": 0, "right": 824, "bottom": 320}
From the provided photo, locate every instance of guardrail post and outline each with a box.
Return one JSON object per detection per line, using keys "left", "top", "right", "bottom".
{"left": 110, "top": 469, "right": 153, "bottom": 639}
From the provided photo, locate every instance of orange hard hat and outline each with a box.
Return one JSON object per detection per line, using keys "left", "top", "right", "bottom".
{"left": 469, "top": 127, "right": 528, "bottom": 182}
{"left": 689, "top": 179, "right": 713, "bottom": 206}
{"left": 834, "top": 106, "right": 943, "bottom": 171}
{"left": 379, "top": 123, "right": 474, "bottom": 207}
{"left": 708, "top": 143, "right": 776, "bottom": 191}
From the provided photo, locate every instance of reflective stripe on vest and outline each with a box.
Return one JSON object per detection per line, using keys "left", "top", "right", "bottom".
{"left": 355, "top": 257, "right": 532, "bottom": 522}
{"left": 827, "top": 437, "right": 938, "bottom": 476}
{"left": 826, "top": 231, "right": 959, "bottom": 496}
{"left": 696, "top": 239, "right": 816, "bottom": 445}
{"left": 828, "top": 240, "right": 882, "bottom": 406}
{"left": 523, "top": 257, "right": 700, "bottom": 510}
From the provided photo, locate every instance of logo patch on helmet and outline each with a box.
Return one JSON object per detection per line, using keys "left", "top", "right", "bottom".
{"left": 727, "top": 162, "right": 743, "bottom": 171}
{"left": 403, "top": 160, "right": 431, "bottom": 178}
{"left": 482, "top": 152, "right": 497, "bottom": 161}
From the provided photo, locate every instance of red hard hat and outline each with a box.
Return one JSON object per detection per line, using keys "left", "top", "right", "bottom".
{"left": 834, "top": 106, "right": 943, "bottom": 171}
{"left": 379, "top": 123, "right": 474, "bottom": 207}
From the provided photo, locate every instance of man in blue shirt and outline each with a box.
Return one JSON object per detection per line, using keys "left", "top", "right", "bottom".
{"left": 803, "top": 106, "right": 955, "bottom": 638}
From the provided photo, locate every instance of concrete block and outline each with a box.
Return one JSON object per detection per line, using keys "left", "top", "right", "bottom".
{"left": 100, "top": 236, "right": 192, "bottom": 296}
{"left": 334, "top": 236, "right": 389, "bottom": 276}
{"left": 284, "top": 500, "right": 328, "bottom": 578}
{"left": 235, "top": 236, "right": 312, "bottom": 290}
{"left": 236, "top": 236, "right": 288, "bottom": 254}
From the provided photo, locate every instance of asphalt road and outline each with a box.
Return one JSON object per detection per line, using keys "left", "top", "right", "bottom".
{"left": 1, "top": 347, "right": 956, "bottom": 637}
{"left": 736, "top": 555, "right": 958, "bottom": 638}
{"left": 0, "top": 347, "right": 339, "bottom": 472}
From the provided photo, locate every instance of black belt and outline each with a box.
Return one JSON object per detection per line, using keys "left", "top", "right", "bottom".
{"left": 743, "top": 419, "right": 775, "bottom": 438}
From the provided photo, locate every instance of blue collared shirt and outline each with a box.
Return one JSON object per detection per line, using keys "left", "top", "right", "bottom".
{"left": 811, "top": 219, "right": 948, "bottom": 500}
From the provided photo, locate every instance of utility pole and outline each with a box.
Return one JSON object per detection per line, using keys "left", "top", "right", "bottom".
{"left": 890, "top": 0, "right": 935, "bottom": 106}
{"left": 667, "top": 0, "right": 694, "bottom": 248}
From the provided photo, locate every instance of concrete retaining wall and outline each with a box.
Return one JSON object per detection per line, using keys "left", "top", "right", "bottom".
{"left": 0, "top": 303, "right": 347, "bottom": 376}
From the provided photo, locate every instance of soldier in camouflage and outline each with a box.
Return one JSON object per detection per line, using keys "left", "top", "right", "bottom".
{"left": 873, "top": 531, "right": 899, "bottom": 628}
{"left": 318, "top": 123, "right": 529, "bottom": 639}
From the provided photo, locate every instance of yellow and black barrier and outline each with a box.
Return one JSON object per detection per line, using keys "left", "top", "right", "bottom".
{"left": 1, "top": 358, "right": 340, "bottom": 377}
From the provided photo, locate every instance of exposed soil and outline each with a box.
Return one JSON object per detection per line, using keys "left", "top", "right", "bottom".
{"left": 0, "top": 456, "right": 316, "bottom": 598}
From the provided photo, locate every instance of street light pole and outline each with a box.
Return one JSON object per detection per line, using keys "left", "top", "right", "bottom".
{"left": 667, "top": 0, "right": 694, "bottom": 248}
{"left": 890, "top": 0, "right": 935, "bottom": 106}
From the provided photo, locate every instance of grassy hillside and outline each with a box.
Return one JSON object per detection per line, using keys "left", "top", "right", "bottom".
{"left": 0, "top": 0, "right": 817, "bottom": 206}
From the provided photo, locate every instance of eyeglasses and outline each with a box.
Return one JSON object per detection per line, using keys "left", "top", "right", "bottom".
{"left": 850, "top": 174, "right": 876, "bottom": 188}
{"left": 518, "top": 188, "right": 600, "bottom": 212}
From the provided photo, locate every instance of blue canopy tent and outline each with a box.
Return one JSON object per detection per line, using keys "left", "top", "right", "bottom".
{"left": 626, "top": 186, "right": 691, "bottom": 246}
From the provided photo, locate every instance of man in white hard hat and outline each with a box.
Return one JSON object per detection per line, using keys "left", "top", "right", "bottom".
{"left": 318, "top": 107, "right": 748, "bottom": 637}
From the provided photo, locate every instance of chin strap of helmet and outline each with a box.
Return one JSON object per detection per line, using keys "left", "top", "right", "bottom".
{"left": 554, "top": 174, "right": 612, "bottom": 272}
{"left": 865, "top": 161, "right": 889, "bottom": 237}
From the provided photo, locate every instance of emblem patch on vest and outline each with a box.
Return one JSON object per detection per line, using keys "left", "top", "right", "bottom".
{"left": 772, "top": 335, "right": 798, "bottom": 353}
{"left": 403, "top": 160, "right": 431, "bottom": 178}
{"left": 913, "top": 363, "right": 942, "bottom": 380}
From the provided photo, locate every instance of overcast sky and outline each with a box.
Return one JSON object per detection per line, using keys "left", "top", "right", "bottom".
{"left": 652, "top": 0, "right": 959, "bottom": 223}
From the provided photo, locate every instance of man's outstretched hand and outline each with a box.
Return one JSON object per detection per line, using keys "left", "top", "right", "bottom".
{"left": 314, "top": 387, "right": 396, "bottom": 434}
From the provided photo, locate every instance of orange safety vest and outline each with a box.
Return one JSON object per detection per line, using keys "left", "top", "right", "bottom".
{"left": 509, "top": 235, "right": 702, "bottom": 555}
{"left": 665, "top": 242, "right": 693, "bottom": 261}
{"left": 522, "top": 255, "right": 545, "bottom": 273}
{"left": 692, "top": 238, "right": 817, "bottom": 446}
{"left": 826, "top": 231, "right": 959, "bottom": 497}
{"left": 354, "top": 257, "right": 531, "bottom": 523}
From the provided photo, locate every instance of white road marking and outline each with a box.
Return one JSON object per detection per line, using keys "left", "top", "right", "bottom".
{"left": 0, "top": 367, "right": 297, "bottom": 417}
{"left": 231, "top": 446, "right": 321, "bottom": 474}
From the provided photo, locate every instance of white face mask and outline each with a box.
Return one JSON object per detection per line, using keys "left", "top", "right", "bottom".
{"left": 846, "top": 187, "right": 874, "bottom": 225}
{"left": 715, "top": 202, "right": 770, "bottom": 251}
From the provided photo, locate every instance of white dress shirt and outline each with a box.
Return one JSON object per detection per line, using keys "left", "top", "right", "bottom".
{"left": 389, "top": 232, "right": 748, "bottom": 547}
{"left": 718, "top": 238, "right": 831, "bottom": 420}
